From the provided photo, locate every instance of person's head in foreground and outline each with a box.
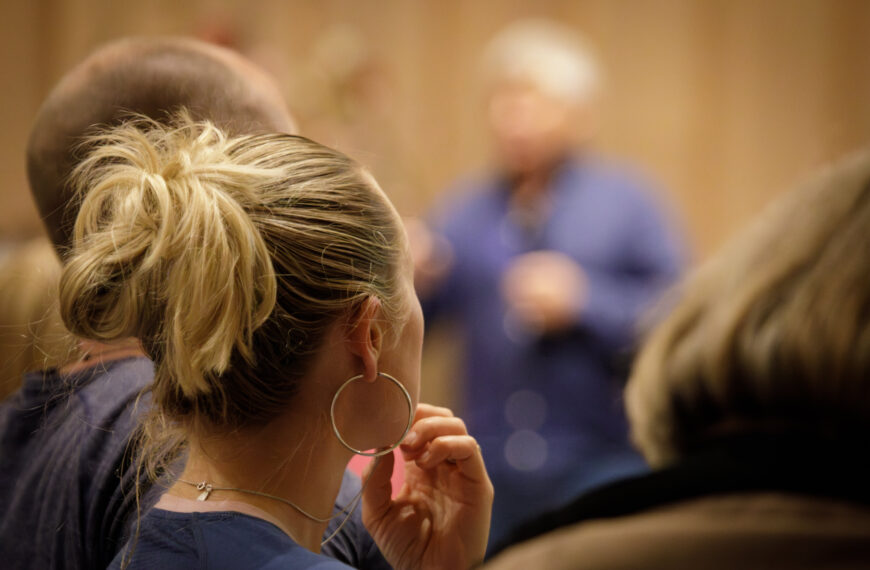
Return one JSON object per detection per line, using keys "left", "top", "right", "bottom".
{"left": 482, "top": 19, "right": 601, "bottom": 178}
{"left": 59, "top": 114, "right": 492, "bottom": 569}
{"left": 627, "top": 150, "right": 870, "bottom": 466}
{"left": 27, "top": 36, "right": 296, "bottom": 258}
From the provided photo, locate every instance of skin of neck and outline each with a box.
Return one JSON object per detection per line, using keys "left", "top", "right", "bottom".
{"left": 167, "top": 324, "right": 360, "bottom": 553}
{"left": 511, "top": 166, "right": 555, "bottom": 201}
{"left": 505, "top": 153, "right": 572, "bottom": 220}
{"left": 61, "top": 338, "right": 145, "bottom": 374}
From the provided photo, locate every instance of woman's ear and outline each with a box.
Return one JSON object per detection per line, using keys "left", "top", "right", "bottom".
{"left": 345, "top": 296, "right": 384, "bottom": 383}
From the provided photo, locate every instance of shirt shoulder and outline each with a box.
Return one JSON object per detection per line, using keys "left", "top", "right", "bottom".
{"left": 261, "top": 551, "right": 354, "bottom": 569}
{"left": 560, "top": 158, "right": 682, "bottom": 240}
{"left": 433, "top": 172, "right": 507, "bottom": 228}
{"left": 567, "top": 157, "right": 663, "bottom": 200}
{"left": 0, "top": 357, "right": 155, "bottom": 569}
{"left": 116, "top": 509, "right": 353, "bottom": 570}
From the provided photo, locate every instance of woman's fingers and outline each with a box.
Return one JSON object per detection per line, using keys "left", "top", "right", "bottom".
{"left": 399, "top": 405, "right": 488, "bottom": 480}
{"left": 412, "top": 434, "right": 475, "bottom": 466}
{"left": 366, "top": 405, "right": 493, "bottom": 570}
{"left": 401, "top": 415, "right": 467, "bottom": 455}
{"left": 413, "top": 403, "right": 454, "bottom": 421}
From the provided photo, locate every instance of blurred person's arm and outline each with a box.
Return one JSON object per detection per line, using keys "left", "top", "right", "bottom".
{"left": 579, "top": 188, "right": 685, "bottom": 348}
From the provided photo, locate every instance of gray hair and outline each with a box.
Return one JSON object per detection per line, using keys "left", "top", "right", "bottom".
{"left": 482, "top": 19, "right": 601, "bottom": 104}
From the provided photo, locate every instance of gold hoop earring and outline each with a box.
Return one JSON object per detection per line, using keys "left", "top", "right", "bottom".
{"left": 330, "top": 372, "right": 414, "bottom": 457}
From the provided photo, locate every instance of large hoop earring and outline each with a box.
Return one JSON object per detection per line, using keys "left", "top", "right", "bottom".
{"left": 330, "top": 372, "right": 414, "bottom": 457}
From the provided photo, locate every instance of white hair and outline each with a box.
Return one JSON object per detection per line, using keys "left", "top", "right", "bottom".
{"left": 482, "top": 19, "right": 601, "bottom": 104}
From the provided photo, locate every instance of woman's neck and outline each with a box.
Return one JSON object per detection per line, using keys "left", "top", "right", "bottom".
{"left": 60, "top": 338, "right": 144, "bottom": 374}
{"left": 168, "top": 417, "right": 352, "bottom": 552}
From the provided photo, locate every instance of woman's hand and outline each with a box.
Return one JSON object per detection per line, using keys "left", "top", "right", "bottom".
{"left": 362, "top": 403, "right": 493, "bottom": 570}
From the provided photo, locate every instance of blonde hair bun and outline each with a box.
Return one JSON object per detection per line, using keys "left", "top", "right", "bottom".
{"left": 59, "top": 111, "right": 406, "bottom": 436}
{"left": 60, "top": 113, "right": 276, "bottom": 398}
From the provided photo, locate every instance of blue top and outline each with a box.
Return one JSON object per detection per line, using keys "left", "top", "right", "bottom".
{"left": 426, "top": 158, "right": 685, "bottom": 542}
{"left": 109, "top": 508, "right": 351, "bottom": 569}
{"left": 0, "top": 357, "right": 387, "bottom": 569}
{"left": 0, "top": 357, "right": 153, "bottom": 569}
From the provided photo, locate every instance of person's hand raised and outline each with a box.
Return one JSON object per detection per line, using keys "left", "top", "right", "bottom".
{"left": 362, "top": 403, "right": 493, "bottom": 570}
{"left": 501, "top": 250, "right": 587, "bottom": 335}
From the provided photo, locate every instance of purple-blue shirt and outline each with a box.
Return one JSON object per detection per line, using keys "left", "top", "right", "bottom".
{"left": 109, "top": 509, "right": 352, "bottom": 570}
{"left": 426, "top": 157, "right": 685, "bottom": 544}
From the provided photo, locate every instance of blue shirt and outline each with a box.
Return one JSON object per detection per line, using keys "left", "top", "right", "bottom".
{"left": 0, "top": 357, "right": 388, "bottom": 569}
{"left": 0, "top": 358, "right": 152, "bottom": 569}
{"left": 426, "top": 158, "right": 685, "bottom": 542}
{"left": 109, "top": 509, "right": 351, "bottom": 569}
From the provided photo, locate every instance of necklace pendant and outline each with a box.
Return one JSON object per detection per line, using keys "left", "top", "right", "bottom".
{"left": 195, "top": 482, "right": 213, "bottom": 501}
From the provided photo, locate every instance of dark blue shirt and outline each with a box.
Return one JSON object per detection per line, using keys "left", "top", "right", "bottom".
{"left": 109, "top": 508, "right": 351, "bottom": 569}
{"left": 0, "top": 357, "right": 388, "bottom": 569}
{"left": 0, "top": 358, "right": 152, "bottom": 569}
{"left": 426, "top": 158, "right": 685, "bottom": 543}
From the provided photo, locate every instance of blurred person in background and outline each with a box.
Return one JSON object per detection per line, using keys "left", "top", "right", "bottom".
{"left": 0, "top": 37, "right": 390, "bottom": 570}
{"left": 0, "top": 237, "right": 71, "bottom": 400}
{"left": 413, "top": 19, "right": 685, "bottom": 548}
{"left": 484, "top": 149, "right": 870, "bottom": 569}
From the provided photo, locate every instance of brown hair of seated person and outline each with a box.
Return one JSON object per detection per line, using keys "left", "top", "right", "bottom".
{"left": 26, "top": 36, "right": 296, "bottom": 258}
{"left": 626, "top": 151, "right": 870, "bottom": 467}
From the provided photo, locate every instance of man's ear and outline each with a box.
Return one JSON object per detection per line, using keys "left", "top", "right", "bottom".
{"left": 344, "top": 296, "right": 384, "bottom": 383}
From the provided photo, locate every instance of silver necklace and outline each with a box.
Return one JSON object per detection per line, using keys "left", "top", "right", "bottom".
{"left": 177, "top": 463, "right": 373, "bottom": 546}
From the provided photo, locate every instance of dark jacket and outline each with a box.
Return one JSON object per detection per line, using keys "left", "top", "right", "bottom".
{"left": 485, "top": 433, "right": 870, "bottom": 569}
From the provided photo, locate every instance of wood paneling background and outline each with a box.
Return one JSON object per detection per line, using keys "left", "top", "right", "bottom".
{"left": 2, "top": 0, "right": 870, "bottom": 256}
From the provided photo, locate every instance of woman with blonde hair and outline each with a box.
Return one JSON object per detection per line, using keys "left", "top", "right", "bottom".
{"left": 485, "top": 151, "right": 870, "bottom": 568}
{"left": 59, "top": 114, "right": 492, "bottom": 569}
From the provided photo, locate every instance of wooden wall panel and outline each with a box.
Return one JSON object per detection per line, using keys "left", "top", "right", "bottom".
{"left": 0, "top": 0, "right": 43, "bottom": 239}
{"left": 1, "top": 0, "right": 869, "bottom": 257}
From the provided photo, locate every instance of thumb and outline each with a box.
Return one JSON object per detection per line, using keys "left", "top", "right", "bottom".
{"left": 362, "top": 451, "right": 395, "bottom": 522}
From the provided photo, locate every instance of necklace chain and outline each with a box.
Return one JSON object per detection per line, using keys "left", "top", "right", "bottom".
{"left": 178, "top": 478, "right": 343, "bottom": 523}
{"left": 176, "top": 459, "right": 376, "bottom": 547}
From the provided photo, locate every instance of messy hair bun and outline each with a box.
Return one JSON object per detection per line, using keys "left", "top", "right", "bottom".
{"left": 59, "top": 113, "right": 406, "bottom": 436}
{"left": 61, "top": 115, "right": 276, "bottom": 398}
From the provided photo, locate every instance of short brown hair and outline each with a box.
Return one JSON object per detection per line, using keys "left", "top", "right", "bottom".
{"left": 26, "top": 37, "right": 294, "bottom": 257}
{"left": 627, "top": 151, "right": 870, "bottom": 466}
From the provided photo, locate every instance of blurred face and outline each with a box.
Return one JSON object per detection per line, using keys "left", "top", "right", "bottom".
{"left": 488, "top": 81, "right": 576, "bottom": 176}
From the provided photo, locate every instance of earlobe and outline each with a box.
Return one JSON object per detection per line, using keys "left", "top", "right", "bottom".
{"left": 345, "top": 296, "right": 383, "bottom": 382}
